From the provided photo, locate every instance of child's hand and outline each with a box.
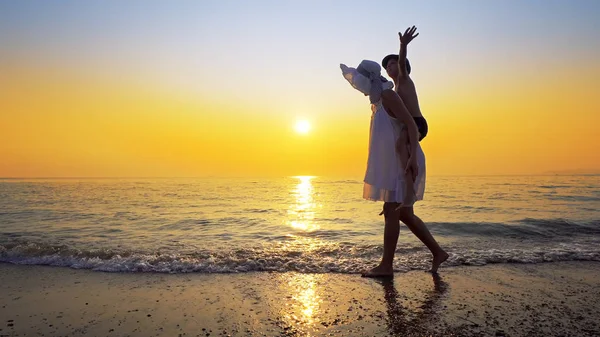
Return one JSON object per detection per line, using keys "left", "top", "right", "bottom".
{"left": 399, "top": 26, "right": 419, "bottom": 45}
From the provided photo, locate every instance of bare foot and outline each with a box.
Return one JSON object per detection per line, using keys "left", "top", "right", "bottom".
{"left": 430, "top": 251, "right": 449, "bottom": 274}
{"left": 361, "top": 265, "right": 394, "bottom": 278}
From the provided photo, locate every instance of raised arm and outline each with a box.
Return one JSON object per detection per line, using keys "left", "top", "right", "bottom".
{"left": 398, "top": 26, "right": 419, "bottom": 78}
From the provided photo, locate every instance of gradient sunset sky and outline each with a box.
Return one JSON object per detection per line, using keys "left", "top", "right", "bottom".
{"left": 1, "top": 1, "right": 599, "bottom": 177}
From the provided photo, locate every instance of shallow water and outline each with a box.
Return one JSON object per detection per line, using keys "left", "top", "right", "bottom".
{"left": 1, "top": 175, "right": 599, "bottom": 273}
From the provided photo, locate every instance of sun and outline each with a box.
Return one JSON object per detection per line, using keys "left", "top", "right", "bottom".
{"left": 294, "top": 120, "right": 311, "bottom": 134}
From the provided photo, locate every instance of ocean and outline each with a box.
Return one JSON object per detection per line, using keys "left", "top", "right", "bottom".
{"left": 1, "top": 175, "right": 599, "bottom": 273}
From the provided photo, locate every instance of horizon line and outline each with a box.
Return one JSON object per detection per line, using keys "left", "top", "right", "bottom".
{"left": 1, "top": 173, "right": 599, "bottom": 180}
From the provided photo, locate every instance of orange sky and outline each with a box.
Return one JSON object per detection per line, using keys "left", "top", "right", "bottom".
{"left": 1, "top": 1, "right": 599, "bottom": 178}
{"left": 2, "top": 63, "right": 599, "bottom": 178}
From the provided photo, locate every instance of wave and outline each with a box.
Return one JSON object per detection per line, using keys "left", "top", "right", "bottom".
{"left": 429, "top": 218, "right": 600, "bottom": 238}
{"left": 1, "top": 239, "right": 599, "bottom": 274}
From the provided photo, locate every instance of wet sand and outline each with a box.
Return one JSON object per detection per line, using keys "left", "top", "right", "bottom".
{"left": 1, "top": 261, "right": 599, "bottom": 337}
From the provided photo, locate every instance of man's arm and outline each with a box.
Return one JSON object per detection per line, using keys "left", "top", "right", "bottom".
{"left": 381, "top": 89, "right": 419, "bottom": 162}
{"left": 398, "top": 26, "right": 419, "bottom": 79}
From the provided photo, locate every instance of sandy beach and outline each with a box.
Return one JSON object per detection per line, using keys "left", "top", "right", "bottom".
{"left": 1, "top": 262, "right": 599, "bottom": 337}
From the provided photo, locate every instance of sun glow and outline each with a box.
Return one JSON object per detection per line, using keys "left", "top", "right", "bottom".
{"left": 294, "top": 120, "right": 311, "bottom": 134}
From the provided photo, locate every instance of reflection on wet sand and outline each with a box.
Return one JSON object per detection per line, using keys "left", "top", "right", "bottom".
{"left": 379, "top": 274, "right": 448, "bottom": 336}
{"left": 277, "top": 273, "right": 323, "bottom": 336}
{"left": 274, "top": 272, "right": 448, "bottom": 336}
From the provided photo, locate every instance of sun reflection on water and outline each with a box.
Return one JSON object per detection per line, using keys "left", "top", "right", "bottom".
{"left": 288, "top": 176, "right": 320, "bottom": 232}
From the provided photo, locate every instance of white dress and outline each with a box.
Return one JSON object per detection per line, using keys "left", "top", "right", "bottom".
{"left": 363, "top": 100, "right": 426, "bottom": 204}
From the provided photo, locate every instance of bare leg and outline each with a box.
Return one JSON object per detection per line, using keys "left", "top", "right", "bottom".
{"left": 398, "top": 207, "right": 449, "bottom": 273}
{"left": 362, "top": 202, "right": 401, "bottom": 278}
{"left": 395, "top": 131, "right": 416, "bottom": 209}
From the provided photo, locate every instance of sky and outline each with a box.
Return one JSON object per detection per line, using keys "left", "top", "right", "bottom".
{"left": 1, "top": 0, "right": 599, "bottom": 177}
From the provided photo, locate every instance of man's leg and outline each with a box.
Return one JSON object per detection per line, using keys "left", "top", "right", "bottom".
{"left": 397, "top": 207, "right": 449, "bottom": 273}
{"left": 396, "top": 131, "right": 416, "bottom": 207}
{"left": 363, "top": 202, "right": 401, "bottom": 277}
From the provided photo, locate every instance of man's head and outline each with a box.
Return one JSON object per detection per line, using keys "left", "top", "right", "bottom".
{"left": 381, "top": 54, "right": 411, "bottom": 79}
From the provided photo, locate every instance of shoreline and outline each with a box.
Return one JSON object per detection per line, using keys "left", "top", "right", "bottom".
{"left": 2, "top": 261, "right": 600, "bottom": 336}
